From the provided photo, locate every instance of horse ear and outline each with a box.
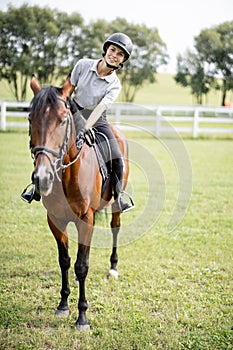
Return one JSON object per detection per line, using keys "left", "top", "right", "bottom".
{"left": 30, "top": 74, "right": 41, "bottom": 95}
{"left": 61, "top": 74, "right": 74, "bottom": 98}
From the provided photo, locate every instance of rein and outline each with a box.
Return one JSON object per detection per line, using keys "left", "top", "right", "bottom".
{"left": 31, "top": 95, "right": 81, "bottom": 182}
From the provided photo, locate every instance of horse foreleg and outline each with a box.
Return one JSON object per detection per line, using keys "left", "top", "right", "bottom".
{"left": 74, "top": 243, "right": 90, "bottom": 330}
{"left": 55, "top": 239, "right": 71, "bottom": 317}
{"left": 109, "top": 212, "right": 121, "bottom": 278}
{"left": 47, "top": 215, "right": 71, "bottom": 317}
{"left": 74, "top": 216, "right": 93, "bottom": 331}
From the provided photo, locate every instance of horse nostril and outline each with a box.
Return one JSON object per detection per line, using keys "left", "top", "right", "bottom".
{"left": 49, "top": 171, "right": 54, "bottom": 182}
{"left": 33, "top": 174, "right": 40, "bottom": 189}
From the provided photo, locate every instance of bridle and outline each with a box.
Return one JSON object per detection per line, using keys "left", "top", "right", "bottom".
{"left": 30, "top": 96, "right": 81, "bottom": 182}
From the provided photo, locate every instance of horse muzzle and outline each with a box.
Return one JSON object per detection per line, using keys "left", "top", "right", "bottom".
{"left": 32, "top": 164, "right": 54, "bottom": 196}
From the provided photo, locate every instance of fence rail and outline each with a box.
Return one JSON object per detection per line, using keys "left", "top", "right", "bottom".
{"left": 1, "top": 100, "right": 233, "bottom": 138}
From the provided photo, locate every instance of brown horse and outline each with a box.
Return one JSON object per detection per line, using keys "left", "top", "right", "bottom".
{"left": 28, "top": 75, "right": 130, "bottom": 330}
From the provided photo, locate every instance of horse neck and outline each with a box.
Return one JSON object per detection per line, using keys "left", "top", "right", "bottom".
{"left": 66, "top": 119, "right": 79, "bottom": 160}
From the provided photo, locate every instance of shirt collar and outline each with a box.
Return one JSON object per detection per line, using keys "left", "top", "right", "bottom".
{"left": 90, "top": 59, "right": 116, "bottom": 82}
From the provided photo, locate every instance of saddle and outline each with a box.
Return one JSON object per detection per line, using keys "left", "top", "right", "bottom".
{"left": 84, "top": 127, "right": 111, "bottom": 184}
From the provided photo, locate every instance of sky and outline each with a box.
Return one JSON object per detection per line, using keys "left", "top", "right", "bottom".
{"left": 1, "top": 0, "right": 233, "bottom": 73}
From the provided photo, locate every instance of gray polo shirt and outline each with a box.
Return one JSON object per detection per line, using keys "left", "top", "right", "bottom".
{"left": 71, "top": 58, "right": 121, "bottom": 118}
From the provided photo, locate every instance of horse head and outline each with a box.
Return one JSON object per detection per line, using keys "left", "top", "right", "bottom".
{"left": 29, "top": 75, "right": 74, "bottom": 196}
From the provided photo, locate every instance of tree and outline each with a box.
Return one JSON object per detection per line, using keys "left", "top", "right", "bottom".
{"left": 66, "top": 19, "right": 108, "bottom": 63}
{"left": 0, "top": 5, "right": 83, "bottom": 100}
{"left": 175, "top": 50, "right": 215, "bottom": 104}
{"left": 54, "top": 11, "right": 85, "bottom": 77}
{"left": 0, "top": 5, "right": 168, "bottom": 102}
{"left": 194, "top": 21, "right": 233, "bottom": 106}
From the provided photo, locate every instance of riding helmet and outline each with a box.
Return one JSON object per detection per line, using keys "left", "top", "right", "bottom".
{"left": 103, "top": 33, "right": 133, "bottom": 61}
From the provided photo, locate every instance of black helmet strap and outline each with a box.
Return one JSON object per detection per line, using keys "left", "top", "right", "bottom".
{"left": 102, "top": 54, "right": 123, "bottom": 70}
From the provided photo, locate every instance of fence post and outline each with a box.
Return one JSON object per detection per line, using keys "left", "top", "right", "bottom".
{"left": 0, "top": 101, "right": 7, "bottom": 131}
{"left": 115, "top": 105, "right": 121, "bottom": 125}
{"left": 193, "top": 107, "right": 199, "bottom": 138}
{"left": 155, "top": 107, "right": 161, "bottom": 137}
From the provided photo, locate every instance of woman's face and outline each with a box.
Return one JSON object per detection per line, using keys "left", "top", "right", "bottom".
{"left": 105, "top": 44, "right": 125, "bottom": 67}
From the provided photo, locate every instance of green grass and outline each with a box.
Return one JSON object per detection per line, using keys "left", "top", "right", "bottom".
{"left": 0, "top": 130, "right": 232, "bottom": 349}
{"left": 1, "top": 73, "right": 232, "bottom": 106}
{"left": 120, "top": 73, "right": 229, "bottom": 106}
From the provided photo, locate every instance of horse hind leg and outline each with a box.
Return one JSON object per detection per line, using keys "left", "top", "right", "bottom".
{"left": 108, "top": 212, "right": 121, "bottom": 279}
{"left": 47, "top": 216, "right": 71, "bottom": 317}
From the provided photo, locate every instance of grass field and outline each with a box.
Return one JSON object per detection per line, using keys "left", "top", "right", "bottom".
{"left": 1, "top": 73, "right": 232, "bottom": 106}
{"left": 132, "top": 73, "right": 228, "bottom": 106}
{"left": 0, "top": 128, "right": 232, "bottom": 349}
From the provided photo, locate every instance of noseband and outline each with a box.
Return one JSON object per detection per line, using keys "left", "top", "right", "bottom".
{"left": 30, "top": 96, "right": 80, "bottom": 182}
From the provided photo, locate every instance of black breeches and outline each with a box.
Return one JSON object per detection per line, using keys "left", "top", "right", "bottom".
{"left": 93, "top": 120, "right": 122, "bottom": 161}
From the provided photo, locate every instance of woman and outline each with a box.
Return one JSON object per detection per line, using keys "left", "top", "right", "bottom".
{"left": 71, "top": 32, "right": 134, "bottom": 212}
{"left": 21, "top": 32, "right": 134, "bottom": 213}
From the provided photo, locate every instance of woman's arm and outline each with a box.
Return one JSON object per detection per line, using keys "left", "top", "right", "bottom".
{"left": 85, "top": 101, "right": 107, "bottom": 130}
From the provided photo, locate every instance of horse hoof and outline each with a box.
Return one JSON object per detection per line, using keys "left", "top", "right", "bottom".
{"left": 108, "top": 269, "right": 119, "bottom": 279}
{"left": 55, "top": 309, "right": 70, "bottom": 317}
{"left": 76, "top": 323, "right": 90, "bottom": 331}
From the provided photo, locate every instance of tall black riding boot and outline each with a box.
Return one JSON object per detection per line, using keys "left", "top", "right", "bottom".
{"left": 111, "top": 158, "right": 134, "bottom": 213}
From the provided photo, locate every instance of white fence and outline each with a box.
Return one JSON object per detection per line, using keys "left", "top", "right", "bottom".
{"left": 1, "top": 100, "right": 233, "bottom": 138}
{"left": 0, "top": 101, "right": 29, "bottom": 130}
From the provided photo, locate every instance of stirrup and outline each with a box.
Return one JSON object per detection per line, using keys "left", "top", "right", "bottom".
{"left": 20, "top": 183, "right": 40, "bottom": 203}
{"left": 116, "top": 191, "right": 135, "bottom": 213}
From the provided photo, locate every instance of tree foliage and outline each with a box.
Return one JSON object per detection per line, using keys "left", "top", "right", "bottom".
{"left": 175, "top": 50, "right": 216, "bottom": 104}
{"left": 0, "top": 5, "right": 168, "bottom": 101}
{"left": 194, "top": 21, "right": 233, "bottom": 105}
{"left": 0, "top": 5, "right": 83, "bottom": 100}
{"left": 1, "top": 5, "right": 232, "bottom": 104}
{"left": 175, "top": 21, "right": 233, "bottom": 105}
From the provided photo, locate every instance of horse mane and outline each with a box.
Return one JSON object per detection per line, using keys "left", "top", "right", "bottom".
{"left": 30, "top": 86, "right": 62, "bottom": 115}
